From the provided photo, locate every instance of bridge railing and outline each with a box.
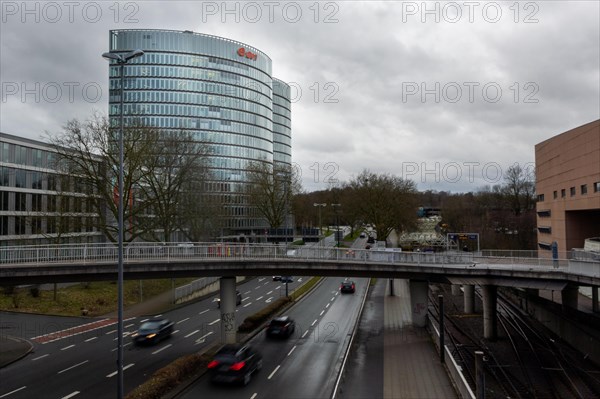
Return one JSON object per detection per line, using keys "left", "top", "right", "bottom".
{"left": 0, "top": 242, "right": 475, "bottom": 266}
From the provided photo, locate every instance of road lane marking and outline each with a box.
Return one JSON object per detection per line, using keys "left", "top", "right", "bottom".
{"left": 242, "top": 297, "right": 250, "bottom": 302}
{"left": 311, "top": 319, "right": 318, "bottom": 326}
{"left": 287, "top": 346, "right": 297, "bottom": 356}
{"left": 208, "top": 319, "right": 220, "bottom": 325}
{"left": 255, "top": 286, "right": 261, "bottom": 290}
{"left": 173, "top": 330, "right": 179, "bottom": 334}
{"left": 320, "top": 310, "right": 325, "bottom": 316}
{"left": 265, "top": 297, "right": 273, "bottom": 303}
{"left": 140, "top": 318, "right": 149, "bottom": 323}
{"left": 152, "top": 344, "right": 172, "bottom": 355}
{"left": 61, "top": 345, "right": 75, "bottom": 351}
{"left": 84, "top": 337, "right": 97, "bottom": 342}
{"left": 302, "top": 330, "right": 308, "bottom": 338}
{"left": 256, "top": 296, "right": 264, "bottom": 301}
{"left": 0, "top": 386, "right": 26, "bottom": 398}
{"left": 125, "top": 323, "right": 135, "bottom": 328}
{"left": 110, "top": 342, "right": 132, "bottom": 352}
{"left": 154, "top": 314, "right": 163, "bottom": 318}
{"left": 250, "top": 393, "right": 258, "bottom": 399}
{"left": 106, "top": 330, "right": 117, "bottom": 335}
{"left": 32, "top": 354, "right": 49, "bottom": 361}
{"left": 275, "top": 285, "right": 281, "bottom": 289}
{"left": 61, "top": 391, "right": 80, "bottom": 399}
{"left": 198, "top": 309, "right": 209, "bottom": 315}
{"left": 326, "top": 303, "right": 331, "bottom": 308}
{"left": 243, "top": 302, "right": 252, "bottom": 307}
{"left": 258, "top": 278, "right": 265, "bottom": 282}
{"left": 244, "top": 290, "right": 251, "bottom": 295}
{"left": 177, "top": 318, "right": 190, "bottom": 324}
{"left": 267, "top": 365, "right": 280, "bottom": 380}
{"left": 331, "top": 297, "right": 335, "bottom": 301}
{"left": 185, "top": 330, "right": 199, "bottom": 338}
{"left": 267, "top": 290, "right": 273, "bottom": 295}
{"left": 58, "top": 360, "right": 89, "bottom": 374}
{"left": 106, "top": 363, "right": 134, "bottom": 377}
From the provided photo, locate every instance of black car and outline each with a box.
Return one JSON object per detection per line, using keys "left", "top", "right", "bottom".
{"left": 266, "top": 316, "right": 296, "bottom": 338}
{"left": 131, "top": 318, "right": 174, "bottom": 345}
{"left": 340, "top": 281, "right": 356, "bottom": 294}
{"left": 272, "top": 276, "right": 282, "bottom": 281}
{"left": 208, "top": 344, "right": 263, "bottom": 385}
{"left": 217, "top": 290, "right": 242, "bottom": 308}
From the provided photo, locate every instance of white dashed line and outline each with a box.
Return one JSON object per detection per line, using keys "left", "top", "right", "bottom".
{"left": 61, "top": 391, "right": 80, "bottom": 399}
{"left": 319, "top": 310, "right": 325, "bottom": 316}
{"left": 198, "top": 309, "right": 209, "bottom": 315}
{"left": 58, "top": 360, "right": 88, "bottom": 374}
{"left": 208, "top": 319, "right": 220, "bottom": 325}
{"left": 302, "top": 331, "right": 308, "bottom": 338}
{"left": 250, "top": 393, "right": 258, "bottom": 399}
{"left": 242, "top": 297, "right": 250, "bottom": 302}
{"left": 243, "top": 302, "right": 252, "bottom": 307}
{"left": 311, "top": 319, "right": 318, "bottom": 326}
{"left": 244, "top": 291, "right": 251, "bottom": 295}
{"left": 84, "top": 337, "right": 97, "bottom": 342}
{"left": 275, "top": 285, "right": 281, "bottom": 289}
{"left": 32, "top": 354, "right": 49, "bottom": 361}
{"left": 105, "top": 330, "right": 116, "bottom": 335}
{"left": 326, "top": 303, "right": 330, "bottom": 308}
{"left": 110, "top": 342, "right": 132, "bottom": 352}
{"left": 258, "top": 278, "right": 265, "bottom": 282}
{"left": 0, "top": 386, "right": 26, "bottom": 398}
{"left": 256, "top": 296, "right": 264, "bottom": 301}
{"left": 152, "top": 344, "right": 172, "bottom": 355}
{"left": 185, "top": 330, "right": 199, "bottom": 338}
{"left": 267, "top": 291, "right": 273, "bottom": 295}
{"left": 255, "top": 286, "right": 261, "bottom": 290}
{"left": 331, "top": 297, "right": 335, "bottom": 301}
{"left": 268, "top": 365, "right": 281, "bottom": 379}
{"left": 106, "top": 363, "right": 134, "bottom": 378}
{"left": 61, "top": 345, "right": 75, "bottom": 351}
{"left": 125, "top": 323, "right": 135, "bottom": 328}
{"left": 140, "top": 318, "right": 149, "bottom": 323}
{"left": 287, "top": 345, "right": 297, "bottom": 356}
{"left": 177, "top": 318, "right": 190, "bottom": 324}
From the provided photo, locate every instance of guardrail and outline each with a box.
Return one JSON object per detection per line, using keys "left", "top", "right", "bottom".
{"left": 0, "top": 242, "right": 477, "bottom": 266}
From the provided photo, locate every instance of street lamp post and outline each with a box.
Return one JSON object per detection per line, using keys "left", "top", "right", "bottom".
{"left": 313, "top": 203, "right": 326, "bottom": 256}
{"left": 102, "top": 48, "right": 144, "bottom": 399}
{"left": 331, "top": 203, "right": 341, "bottom": 248}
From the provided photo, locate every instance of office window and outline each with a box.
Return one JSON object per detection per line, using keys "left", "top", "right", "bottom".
{"left": 537, "top": 194, "right": 545, "bottom": 202}
{"left": 581, "top": 184, "right": 587, "bottom": 195}
{"left": 32, "top": 194, "right": 42, "bottom": 212}
{"left": 1, "top": 143, "right": 10, "bottom": 163}
{"left": 0, "top": 167, "right": 8, "bottom": 186}
{"left": 561, "top": 189, "right": 566, "bottom": 198}
{"left": 0, "top": 191, "right": 8, "bottom": 211}
{"left": 47, "top": 195, "right": 56, "bottom": 212}
{"left": 15, "top": 169, "right": 26, "bottom": 188}
{"left": 0, "top": 215, "right": 7, "bottom": 235}
{"left": 15, "top": 146, "right": 27, "bottom": 165}
{"left": 594, "top": 182, "right": 600, "bottom": 193}
{"left": 14, "top": 216, "right": 26, "bottom": 235}
{"left": 31, "top": 217, "right": 42, "bottom": 234}
{"left": 32, "top": 149, "right": 42, "bottom": 167}
{"left": 570, "top": 187, "right": 576, "bottom": 196}
{"left": 553, "top": 191, "right": 557, "bottom": 199}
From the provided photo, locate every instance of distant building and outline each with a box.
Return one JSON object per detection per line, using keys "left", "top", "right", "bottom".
{"left": 107, "top": 29, "right": 292, "bottom": 238}
{"left": 535, "top": 119, "right": 600, "bottom": 257}
{"left": 0, "top": 133, "right": 104, "bottom": 247}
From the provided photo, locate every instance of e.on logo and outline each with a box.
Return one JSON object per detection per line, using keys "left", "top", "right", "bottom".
{"left": 237, "top": 47, "right": 257, "bottom": 61}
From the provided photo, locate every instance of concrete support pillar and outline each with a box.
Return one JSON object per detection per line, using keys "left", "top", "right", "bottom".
{"left": 219, "top": 277, "right": 237, "bottom": 344}
{"left": 482, "top": 285, "right": 497, "bottom": 340}
{"left": 409, "top": 280, "right": 429, "bottom": 327}
{"left": 451, "top": 284, "right": 461, "bottom": 296}
{"left": 593, "top": 287, "right": 599, "bottom": 313}
{"left": 561, "top": 286, "right": 579, "bottom": 311}
{"left": 464, "top": 285, "right": 475, "bottom": 314}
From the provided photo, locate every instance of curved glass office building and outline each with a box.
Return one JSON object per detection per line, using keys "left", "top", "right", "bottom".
{"left": 107, "top": 29, "right": 291, "bottom": 236}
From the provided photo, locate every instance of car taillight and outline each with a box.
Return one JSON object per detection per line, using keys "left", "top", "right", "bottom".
{"left": 229, "top": 361, "right": 246, "bottom": 371}
{"left": 207, "top": 360, "right": 219, "bottom": 369}
{"left": 352, "top": 284, "right": 355, "bottom": 289}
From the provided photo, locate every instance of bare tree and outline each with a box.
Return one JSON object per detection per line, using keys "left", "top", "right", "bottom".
{"left": 503, "top": 164, "right": 536, "bottom": 216}
{"left": 246, "top": 160, "right": 301, "bottom": 229}
{"left": 45, "top": 113, "right": 211, "bottom": 243}
{"left": 346, "top": 170, "right": 418, "bottom": 242}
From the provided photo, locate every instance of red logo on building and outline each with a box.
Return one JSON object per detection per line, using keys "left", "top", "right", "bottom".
{"left": 237, "top": 47, "right": 257, "bottom": 61}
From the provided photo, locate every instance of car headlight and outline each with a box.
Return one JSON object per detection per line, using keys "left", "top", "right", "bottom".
{"left": 146, "top": 333, "right": 157, "bottom": 339}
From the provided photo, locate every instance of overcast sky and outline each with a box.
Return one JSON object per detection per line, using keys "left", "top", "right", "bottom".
{"left": 1, "top": 1, "right": 598, "bottom": 193}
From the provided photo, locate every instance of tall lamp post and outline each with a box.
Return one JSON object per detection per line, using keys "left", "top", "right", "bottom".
{"left": 331, "top": 203, "right": 341, "bottom": 248}
{"left": 102, "top": 48, "right": 144, "bottom": 399}
{"left": 313, "top": 203, "right": 326, "bottom": 256}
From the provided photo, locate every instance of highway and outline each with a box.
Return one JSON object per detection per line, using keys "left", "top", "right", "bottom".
{"left": 178, "top": 277, "right": 369, "bottom": 399}
{"left": 0, "top": 277, "right": 305, "bottom": 399}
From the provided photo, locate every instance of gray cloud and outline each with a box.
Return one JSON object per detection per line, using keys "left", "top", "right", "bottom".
{"left": 1, "top": 1, "right": 598, "bottom": 193}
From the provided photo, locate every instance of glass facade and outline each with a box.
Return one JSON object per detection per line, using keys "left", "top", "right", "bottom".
{"left": 108, "top": 30, "right": 291, "bottom": 234}
{"left": 0, "top": 133, "right": 102, "bottom": 247}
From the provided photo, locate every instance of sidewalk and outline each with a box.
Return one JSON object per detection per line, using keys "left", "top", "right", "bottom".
{"left": 384, "top": 279, "right": 457, "bottom": 398}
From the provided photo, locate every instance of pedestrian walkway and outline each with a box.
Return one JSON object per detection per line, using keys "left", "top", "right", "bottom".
{"left": 384, "top": 279, "right": 457, "bottom": 398}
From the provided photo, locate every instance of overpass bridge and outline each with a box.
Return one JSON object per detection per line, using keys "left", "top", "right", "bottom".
{"left": 1, "top": 242, "right": 599, "bottom": 341}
